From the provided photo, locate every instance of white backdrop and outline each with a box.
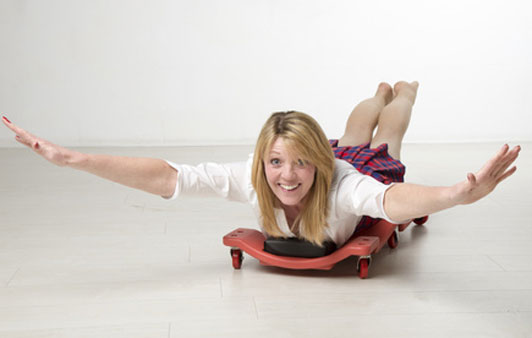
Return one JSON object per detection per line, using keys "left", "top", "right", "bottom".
{"left": 0, "top": 0, "right": 531, "bottom": 147}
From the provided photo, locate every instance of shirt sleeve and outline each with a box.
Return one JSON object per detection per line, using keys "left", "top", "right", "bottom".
{"left": 163, "top": 159, "right": 250, "bottom": 202}
{"left": 335, "top": 170, "right": 399, "bottom": 224}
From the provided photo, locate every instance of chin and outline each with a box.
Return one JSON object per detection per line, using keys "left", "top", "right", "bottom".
{"left": 279, "top": 199, "right": 300, "bottom": 206}
{"left": 276, "top": 194, "right": 304, "bottom": 207}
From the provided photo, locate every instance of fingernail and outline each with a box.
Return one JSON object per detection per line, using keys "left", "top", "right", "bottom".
{"left": 34, "top": 142, "right": 40, "bottom": 149}
{"left": 2, "top": 116, "right": 11, "bottom": 123}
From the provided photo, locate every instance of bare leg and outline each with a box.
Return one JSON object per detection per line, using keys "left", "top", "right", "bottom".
{"left": 338, "top": 82, "right": 393, "bottom": 147}
{"left": 370, "top": 81, "right": 418, "bottom": 160}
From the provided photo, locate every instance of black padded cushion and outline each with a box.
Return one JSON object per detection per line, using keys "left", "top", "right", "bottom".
{"left": 263, "top": 237, "right": 337, "bottom": 258}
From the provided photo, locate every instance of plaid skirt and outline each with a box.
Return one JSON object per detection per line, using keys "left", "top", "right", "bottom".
{"left": 329, "top": 139, "right": 406, "bottom": 233}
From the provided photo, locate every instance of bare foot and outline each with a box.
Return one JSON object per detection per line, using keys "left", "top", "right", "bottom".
{"left": 375, "top": 82, "right": 393, "bottom": 105}
{"left": 393, "top": 81, "right": 419, "bottom": 103}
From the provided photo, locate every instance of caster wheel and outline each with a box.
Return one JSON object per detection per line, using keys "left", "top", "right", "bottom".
{"left": 414, "top": 216, "right": 429, "bottom": 225}
{"left": 357, "top": 258, "right": 369, "bottom": 279}
{"left": 230, "top": 248, "right": 243, "bottom": 269}
{"left": 387, "top": 231, "right": 398, "bottom": 249}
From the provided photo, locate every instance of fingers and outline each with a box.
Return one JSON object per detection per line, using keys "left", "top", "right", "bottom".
{"left": 2, "top": 115, "right": 16, "bottom": 130}
{"left": 485, "top": 144, "right": 519, "bottom": 178}
{"left": 489, "top": 144, "right": 509, "bottom": 174}
{"left": 3, "top": 118, "right": 17, "bottom": 136}
{"left": 481, "top": 144, "right": 520, "bottom": 190}
{"left": 3, "top": 116, "right": 27, "bottom": 137}
{"left": 478, "top": 144, "right": 506, "bottom": 175}
{"left": 492, "top": 145, "right": 521, "bottom": 178}
{"left": 3, "top": 116, "right": 41, "bottom": 151}
{"left": 496, "top": 166, "right": 517, "bottom": 184}
{"left": 15, "top": 135, "right": 40, "bottom": 151}
{"left": 2, "top": 116, "right": 41, "bottom": 151}
{"left": 2, "top": 116, "right": 14, "bottom": 131}
{"left": 15, "top": 135, "right": 31, "bottom": 147}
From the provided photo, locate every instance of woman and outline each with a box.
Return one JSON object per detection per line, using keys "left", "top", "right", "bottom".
{"left": 1, "top": 81, "right": 521, "bottom": 247}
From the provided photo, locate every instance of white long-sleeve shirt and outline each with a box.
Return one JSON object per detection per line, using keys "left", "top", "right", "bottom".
{"left": 165, "top": 154, "right": 398, "bottom": 247}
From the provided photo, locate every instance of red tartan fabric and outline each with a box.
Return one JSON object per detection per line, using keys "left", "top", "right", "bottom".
{"left": 328, "top": 139, "right": 406, "bottom": 233}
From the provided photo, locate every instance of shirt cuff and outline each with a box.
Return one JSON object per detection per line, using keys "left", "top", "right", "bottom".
{"left": 161, "top": 160, "right": 180, "bottom": 200}
{"left": 381, "top": 183, "right": 411, "bottom": 224}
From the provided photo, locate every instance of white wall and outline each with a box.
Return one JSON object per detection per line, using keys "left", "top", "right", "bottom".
{"left": 0, "top": 0, "right": 531, "bottom": 147}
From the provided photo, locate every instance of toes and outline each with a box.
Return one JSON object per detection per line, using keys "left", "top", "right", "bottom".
{"left": 393, "top": 81, "right": 419, "bottom": 102}
{"left": 394, "top": 81, "right": 419, "bottom": 91}
{"left": 376, "top": 82, "right": 392, "bottom": 94}
{"left": 393, "top": 81, "right": 409, "bottom": 94}
{"left": 376, "top": 82, "right": 393, "bottom": 104}
{"left": 378, "top": 82, "right": 392, "bottom": 90}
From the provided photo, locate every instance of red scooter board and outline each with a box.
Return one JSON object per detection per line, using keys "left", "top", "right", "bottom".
{"left": 223, "top": 216, "right": 428, "bottom": 279}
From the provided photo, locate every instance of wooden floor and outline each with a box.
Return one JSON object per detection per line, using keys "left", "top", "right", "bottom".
{"left": 0, "top": 143, "right": 530, "bottom": 337}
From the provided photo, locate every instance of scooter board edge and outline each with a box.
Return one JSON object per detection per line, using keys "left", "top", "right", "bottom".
{"left": 223, "top": 228, "right": 381, "bottom": 270}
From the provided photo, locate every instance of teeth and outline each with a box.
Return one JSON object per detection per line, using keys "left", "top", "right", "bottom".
{"left": 280, "top": 184, "right": 299, "bottom": 191}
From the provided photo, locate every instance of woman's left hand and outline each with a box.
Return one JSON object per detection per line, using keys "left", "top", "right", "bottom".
{"left": 452, "top": 144, "right": 521, "bottom": 205}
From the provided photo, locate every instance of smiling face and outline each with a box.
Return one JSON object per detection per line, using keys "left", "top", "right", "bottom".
{"left": 264, "top": 137, "right": 316, "bottom": 209}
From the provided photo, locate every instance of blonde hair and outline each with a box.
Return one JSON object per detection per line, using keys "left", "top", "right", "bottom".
{"left": 251, "top": 111, "right": 335, "bottom": 245}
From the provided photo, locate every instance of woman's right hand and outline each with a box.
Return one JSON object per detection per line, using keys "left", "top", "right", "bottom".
{"left": 3, "top": 115, "right": 177, "bottom": 197}
{"left": 2, "top": 116, "right": 77, "bottom": 167}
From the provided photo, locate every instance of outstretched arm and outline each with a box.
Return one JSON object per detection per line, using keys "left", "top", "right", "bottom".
{"left": 383, "top": 144, "right": 521, "bottom": 222}
{"left": 2, "top": 116, "right": 177, "bottom": 198}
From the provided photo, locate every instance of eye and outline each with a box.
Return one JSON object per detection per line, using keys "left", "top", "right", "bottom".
{"left": 270, "top": 158, "right": 281, "bottom": 165}
{"left": 297, "top": 159, "right": 307, "bottom": 167}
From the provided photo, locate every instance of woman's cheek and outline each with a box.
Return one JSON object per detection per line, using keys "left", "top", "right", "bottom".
{"left": 264, "top": 166, "right": 277, "bottom": 187}
{"left": 302, "top": 166, "right": 316, "bottom": 184}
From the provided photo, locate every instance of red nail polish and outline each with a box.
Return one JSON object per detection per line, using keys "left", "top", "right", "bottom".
{"left": 2, "top": 116, "right": 11, "bottom": 123}
{"left": 34, "top": 142, "right": 40, "bottom": 149}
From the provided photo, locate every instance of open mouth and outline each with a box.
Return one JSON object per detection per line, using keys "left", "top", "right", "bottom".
{"left": 278, "top": 183, "right": 301, "bottom": 192}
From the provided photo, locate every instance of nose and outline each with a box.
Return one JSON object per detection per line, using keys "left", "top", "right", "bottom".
{"left": 280, "top": 163, "right": 297, "bottom": 180}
